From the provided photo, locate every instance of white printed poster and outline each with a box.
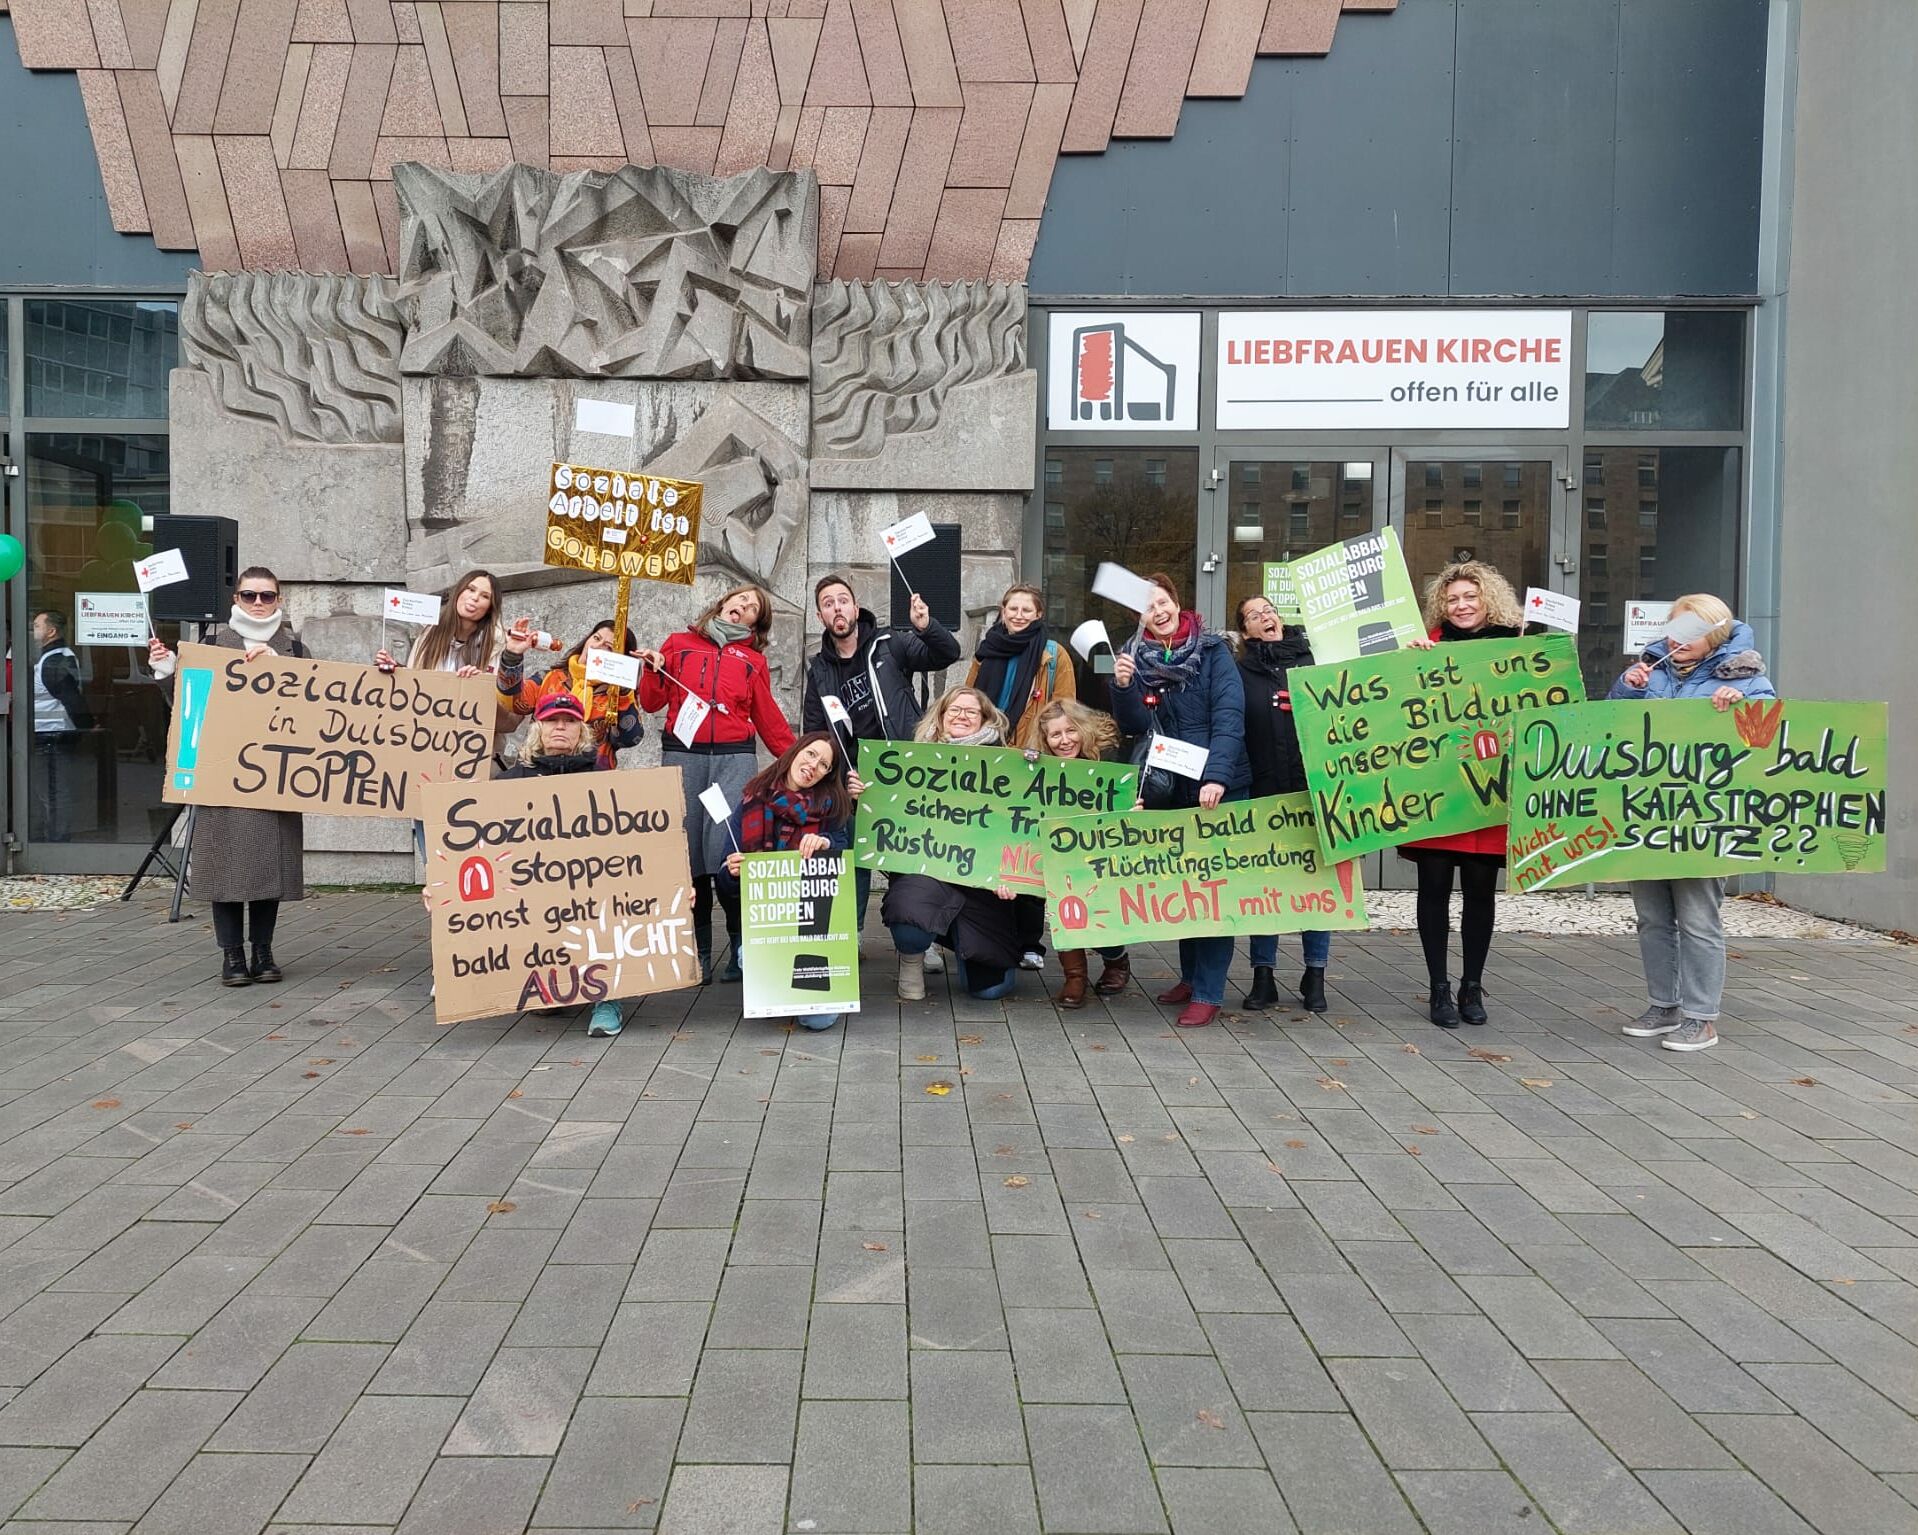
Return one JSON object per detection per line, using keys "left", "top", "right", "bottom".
{"left": 1047, "top": 312, "right": 1201, "bottom": 432}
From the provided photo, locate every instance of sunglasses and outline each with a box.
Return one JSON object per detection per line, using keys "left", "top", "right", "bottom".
{"left": 236, "top": 589, "right": 280, "bottom": 604}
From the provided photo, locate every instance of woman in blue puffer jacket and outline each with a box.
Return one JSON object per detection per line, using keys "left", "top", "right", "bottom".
{"left": 1109, "top": 572, "right": 1250, "bottom": 1028}
{"left": 1607, "top": 593, "right": 1776, "bottom": 1056}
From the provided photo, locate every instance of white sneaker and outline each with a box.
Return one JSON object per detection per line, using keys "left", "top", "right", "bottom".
{"left": 1661, "top": 1016, "right": 1718, "bottom": 1052}
{"left": 923, "top": 949, "right": 945, "bottom": 974}
{"left": 1019, "top": 950, "right": 1045, "bottom": 971}
{"left": 897, "top": 951, "right": 927, "bottom": 1001}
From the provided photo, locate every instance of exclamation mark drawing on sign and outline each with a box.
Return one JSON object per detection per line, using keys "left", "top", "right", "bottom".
{"left": 171, "top": 667, "right": 213, "bottom": 791}
{"left": 1335, "top": 860, "right": 1357, "bottom": 920}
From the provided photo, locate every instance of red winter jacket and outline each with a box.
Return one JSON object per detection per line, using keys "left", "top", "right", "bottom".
{"left": 1396, "top": 623, "right": 1513, "bottom": 861}
{"left": 638, "top": 628, "right": 795, "bottom": 755}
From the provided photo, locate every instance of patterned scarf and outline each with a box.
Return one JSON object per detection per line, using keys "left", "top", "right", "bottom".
{"left": 946, "top": 723, "right": 1002, "bottom": 746}
{"left": 740, "top": 786, "right": 835, "bottom": 853}
{"left": 1130, "top": 610, "right": 1208, "bottom": 692}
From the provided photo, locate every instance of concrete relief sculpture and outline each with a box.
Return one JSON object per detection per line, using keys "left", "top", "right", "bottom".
{"left": 179, "top": 272, "right": 406, "bottom": 445}
{"left": 394, "top": 163, "right": 817, "bottom": 382}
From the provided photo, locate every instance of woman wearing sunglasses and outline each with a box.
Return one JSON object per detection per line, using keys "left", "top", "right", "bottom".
{"left": 148, "top": 568, "right": 307, "bottom": 986}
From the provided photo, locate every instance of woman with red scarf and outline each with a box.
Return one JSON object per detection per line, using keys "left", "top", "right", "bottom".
{"left": 718, "top": 732, "right": 864, "bottom": 1031}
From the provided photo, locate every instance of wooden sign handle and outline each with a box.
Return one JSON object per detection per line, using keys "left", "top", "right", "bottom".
{"left": 612, "top": 574, "right": 632, "bottom": 662}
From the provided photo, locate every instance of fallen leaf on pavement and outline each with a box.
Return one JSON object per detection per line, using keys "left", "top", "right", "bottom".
{"left": 265, "top": 1034, "right": 286, "bottom": 1041}
{"left": 1266, "top": 1162, "right": 1284, "bottom": 1176}
{"left": 1400, "top": 1043, "right": 1420, "bottom": 1054}
{"left": 90, "top": 1099, "right": 121, "bottom": 1110}
{"left": 1468, "top": 1048, "right": 1513, "bottom": 1064}
{"left": 340, "top": 1128, "right": 370, "bottom": 1136}
{"left": 1003, "top": 1175, "right": 1030, "bottom": 1188}
{"left": 862, "top": 1241, "right": 889, "bottom": 1252}
{"left": 1520, "top": 1078, "right": 1554, "bottom": 1089}
{"left": 1412, "top": 1126, "right": 1439, "bottom": 1135}
{"left": 1830, "top": 1277, "right": 1856, "bottom": 1285}
{"left": 924, "top": 1082, "right": 953, "bottom": 1096}
{"left": 1082, "top": 1209, "right": 1102, "bottom": 1219}
{"left": 1089, "top": 1043, "right": 1108, "bottom": 1052}
{"left": 1317, "top": 1077, "right": 1346, "bottom": 1091}
{"left": 1406, "top": 1145, "right": 1423, "bottom": 1156}
{"left": 1737, "top": 1110, "right": 1758, "bottom": 1119}
{"left": 302, "top": 1071, "right": 320, "bottom": 1079}
{"left": 507, "top": 1088, "right": 524, "bottom": 1099}
{"left": 175, "top": 1122, "right": 193, "bottom": 1130}
{"left": 308, "top": 1057, "right": 334, "bottom": 1066}
{"left": 1330, "top": 1059, "right": 1349, "bottom": 1067}
{"left": 1791, "top": 1077, "right": 1817, "bottom": 1087}
{"left": 1196, "top": 1409, "right": 1226, "bottom": 1430}
{"left": 487, "top": 1200, "right": 516, "bottom": 1214}
{"left": 626, "top": 1500, "right": 655, "bottom": 1513}
{"left": 1117, "top": 1133, "right": 1136, "bottom": 1143}
{"left": 959, "top": 1034, "right": 984, "bottom": 1045}
{"left": 917, "top": 1054, "right": 940, "bottom": 1063}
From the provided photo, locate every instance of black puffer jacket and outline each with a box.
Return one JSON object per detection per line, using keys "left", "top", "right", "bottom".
{"left": 496, "top": 747, "right": 602, "bottom": 780}
{"left": 881, "top": 873, "right": 1022, "bottom": 971}
{"left": 800, "top": 609, "right": 960, "bottom": 746}
{"left": 1235, "top": 627, "right": 1315, "bottom": 797}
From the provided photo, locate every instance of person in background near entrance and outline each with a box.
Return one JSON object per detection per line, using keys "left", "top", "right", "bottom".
{"left": 884, "top": 687, "right": 1025, "bottom": 1001}
{"left": 1231, "top": 593, "right": 1332, "bottom": 1014}
{"left": 496, "top": 616, "right": 644, "bottom": 770}
{"left": 1109, "top": 573, "right": 1249, "bottom": 1028}
{"left": 492, "top": 691, "right": 633, "bottom": 1037}
{"left": 1034, "top": 698, "right": 1130, "bottom": 1007}
{"left": 718, "top": 732, "right": 865, "bottom": 1032}
{"left": 635, "top": 583, "right": 794, "bottom": 985}
{"left": 1608, "top": 593, "right": 1774, "bottom": 1054}
{"left": 800, "top": 572, "right": 962, "bottom": 935}
{"left": 1397, "top": 559, "right": 1523, "bottom": 1030}
{"left": 30, "top": 609, "right": 90, "bottom": 844}
{"left": 147, "top": 568, "right": 303, "bottom": 986}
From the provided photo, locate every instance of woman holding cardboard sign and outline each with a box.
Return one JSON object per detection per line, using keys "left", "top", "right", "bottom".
{"left": 1399, "top": 560, "right": 1524, "bottom": 1030}
{"left": 635, "top": 583, "right": 795, "bottom": 986}
{"left": 718, "top": 732, "right": 864, "bottom": 1032}
{"left": 147, "top": 566, "right": 305, "bottom": 987}
{"left": 1035, "top": 699, "right": 1131, "bottom": 1007}
{"left": 1109, "top": 573, "right": 1250, "bottom": 1029}
{"left": 496, "top": 617, "right": 644, "bottom": 772}
{"left": 1608, "top": 594, "right": 1775, "bottom": 1054}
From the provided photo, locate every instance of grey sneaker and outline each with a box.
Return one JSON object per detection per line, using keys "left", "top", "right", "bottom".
{"left": 1661, "top": 1016, "right": 1718, "bottom": 1052}
{"left": 1622, "top": 1004, "right": 1682, "bottom": 1037}
{"left": 923, "top": 949, "right": 945, "bottom": 974}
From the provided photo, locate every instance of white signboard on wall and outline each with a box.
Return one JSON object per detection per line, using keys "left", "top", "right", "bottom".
{"left": 1047, "top": 312, "right": 1201, "bottom": 432}
{"left": 74, "top": 593, "right": 151, "bottom": 646}
{"left": 1216, "top": 310, "right": 1572, "bottom": 431}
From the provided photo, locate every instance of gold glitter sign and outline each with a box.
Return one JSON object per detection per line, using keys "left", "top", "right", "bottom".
{"left": 544, "top": 461, "right": 702, "bottom": 586}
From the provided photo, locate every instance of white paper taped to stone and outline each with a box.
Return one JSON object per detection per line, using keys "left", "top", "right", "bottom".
{"left": 575, "top": 398, "right": 637, "bottom": 437}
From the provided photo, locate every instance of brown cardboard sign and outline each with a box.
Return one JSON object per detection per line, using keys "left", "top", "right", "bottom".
{"left": 545, "top": 460, "right": 703, "bottom": 585}
{"left": 162, "top": 643, "right": 496, "bottom": 818}
{"left": 420, "top": 767, "right": 700, "bottom": 1025}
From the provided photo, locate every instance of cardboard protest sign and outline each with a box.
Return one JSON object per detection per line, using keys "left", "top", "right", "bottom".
{"left": 741, "top": 852, "right": 861, "bottom": 1019}
{"left": 1289, "top": 633, "right": 1586, "bottom": 860}
{"left": 545, "top": 460, "right": 703, "bottom": 585}
{"left": 1284, "top": 528, "right": 1424, "bottom": 662}
{"left": 163, "top": 644, "right": 495, "bottom": 818}
{"left": 1043, "top": 793, "right": 1369, "bottom": 945}
{"left": 420, "top": 767, "right": 698, "bottom": 1025}
{"left": 1506, "top": 699, "right": 1888, "bottom": 890}
{"left": 853, "top": 742, "right": 1139, "bottom": 893}
{"left": 1262, "top": 563, "right": 1304, "bottom": 624}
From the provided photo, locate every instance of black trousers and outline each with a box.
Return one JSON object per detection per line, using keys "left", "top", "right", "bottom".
{"left": 1408, "top": 851, "right": 1499, "bottom": 987}
{"left": 211, "top": 899, "right": 278, "bottom": 951}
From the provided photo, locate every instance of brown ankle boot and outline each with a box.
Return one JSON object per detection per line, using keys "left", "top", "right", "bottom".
{"left": 1055, "top": 949, "right": 1089, "bottom": 1009}
{"left": 1092, "top": 953, "right": 1131, "bottom": 996}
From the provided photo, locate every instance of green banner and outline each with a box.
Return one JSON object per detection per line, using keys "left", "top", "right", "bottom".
{"left": 741, "top": 851, "right": 862, "bottom": 1018}
{"left": 1261, "top": 562, "right": 1303, "bottom": 623}
{"left": 1507, "top": 699, "right": 1889, "bottom": 889}
{"left": 854, "top": 741, "right": 1139, "bottom": 892}
{"left": 1290, "top": 633, "right": 1586, "bottom": 860}
{"left": 1042, "top": 793, "right": 1369, "bottom": 944}
{"left": 1285, "top": 528, "right": 1425, "bottom": 663}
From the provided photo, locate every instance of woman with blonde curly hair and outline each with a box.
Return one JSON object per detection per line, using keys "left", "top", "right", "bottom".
{"left": 1034, "top": 698, "right": 1129, "bottom": 1005}
{"left": 1399, "top": 559, "right": 1524, "bottom": 1031}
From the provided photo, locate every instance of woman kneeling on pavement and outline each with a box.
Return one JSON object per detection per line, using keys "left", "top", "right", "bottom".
{"left": 1034, "top": 699, "right": 1131, "bottom": 1006}
{"left": 718, "top": 732, "right": 864, "bottom": 1032}
{"left": 498, "top": 692, "right": 634, "bottom": 1038}
{"left": 1608, "top": 594, "right": 1775, "bottom": 1054}
{"left": 1231, "top": 592, "right": 1332, "bottom": 1014}
{"left": 883, "top": 686, "right": 1027, "bottom": 1002}
{"left": 1108, "top": 573, "right": 1249, "bottom": 1029}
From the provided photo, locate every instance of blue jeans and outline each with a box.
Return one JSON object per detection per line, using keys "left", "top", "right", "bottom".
{"left": 1250, "top": 931, "right": 1331, "bottom": 969}
{"left": 889, "top": 921, "right": 1014, "bottom": 1000}
{"left": 795, "top": 1012, "right": 842, "bottom": 1032}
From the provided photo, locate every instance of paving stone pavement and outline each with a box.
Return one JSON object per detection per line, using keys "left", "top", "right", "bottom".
{"left": 0, "top": 890, "right": 1915, "bottom": 1535}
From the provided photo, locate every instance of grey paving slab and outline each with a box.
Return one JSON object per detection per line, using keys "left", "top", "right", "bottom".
{"left": 126, "top": 1450, "right": 307, "bottom": 1535}
{"left": 655, "top": 1464, "right": 787, "bottom": 1535}
{"left": 914, "top": 1464, "right": 1042, "bottom": 1535}
{"left": 16, "top": 1389, "right": 236, "bottom": 1523}
{"left": 804, "top": 1303, "right": 907, "bottom": 1401}
{"left": 1327, "top": 1357, "right": 1498, "bottom": 1469}
{"left": 1699, "top": 1413, "right": 1918, "bottom": 1535}
{"left": 788, "top": 1399, "right": 911, "bottom": 1533}
{"left": 1025, "top": 1404, "right": 1168, "bottom": 1535}
{"left": 1116, "top": 1354, "right": 1263, "bottom": 1468}
{"left": 1636, "top": 1470, "right": 1819, "bottom": 1535}
{"left": 1394, "top": 1470, "right": 1554, "bottom": 1535}
{"left": 1473, "top": 1412, "right": 1684, "bottom": 1535}
{"left": 678, "top": 1349, "right": 801, "bottom": 1464}
{"left": 0, "top": 1335, "right": 180, "bottom": 1448}
{"left": 442, "top": 1346, "right": 594, "bottom": 1456}
{"left": 206, "top": 1341, "right": 388, "bottom": 1452}
{"left": 369, "top": 1299, "right": 517, "bottom": 1396}
{"left": 1005, "top": 1306, "right": 1127, "bottom": 1404}
{"left": 533, "top": 1396, "right": 683, "bottom": 1530}
{"left": 394, "top": 1455, "right": 550, "bottom": 1535}
{"left": 911, "top": 1350, "right": 1026, "bottom": 1463}
{"left": 588, "top": 1302, "right": 711, "bottom": 1397}
{"left": 1157, "top": 1467, "right": 1298, "bottom": 1535}
{"left": 1249, "top": 1412, "right": 1422, "bottom": 1535}
{"left": 1746, "top": 1362, "right": 1918, "bottom": 1473}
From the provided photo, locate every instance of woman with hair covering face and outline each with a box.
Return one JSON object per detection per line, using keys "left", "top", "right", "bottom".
{"left": 1398, "top": 559, "right": 1524, "bottom": 1031}
{"left": 636, "top": 583, "right": 795, "bottom": 985}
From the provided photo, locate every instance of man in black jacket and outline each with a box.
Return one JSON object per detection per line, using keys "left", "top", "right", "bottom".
{"left": 800, "top": 572, "right": 960, "bottom": 932}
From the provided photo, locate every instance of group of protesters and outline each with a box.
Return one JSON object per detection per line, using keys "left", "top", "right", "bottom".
{"left": 148, "top": 554, "right": 1774, "bottom": 1053}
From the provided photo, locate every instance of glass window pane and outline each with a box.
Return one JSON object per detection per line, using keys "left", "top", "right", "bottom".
{"left": 24, "top": 432, "right": 174, "bottom": 847}
{"left": 1221, "top": 459, "right": 1365, "bottom": 633}
{"left": 24, "top": 300, "right": 178, "bottom": 418}
{"left": 1402, "top": 459, "right": 1551, "bottom": 608}
{"left": 1585, "top": 309, "right": 1743, "bottom": 431}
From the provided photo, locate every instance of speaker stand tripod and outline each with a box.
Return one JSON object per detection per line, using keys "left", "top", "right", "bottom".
{"left": 121, "top": 803, "right": 194, "bottom": 922}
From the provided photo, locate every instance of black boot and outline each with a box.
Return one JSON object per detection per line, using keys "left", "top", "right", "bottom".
{"left": 1428, "top": 980, "right": 1461, "bottom": 1029}
{"left": 1242, "top": 966, "right": 1280, "bottom": 1010}
{"left": 1300, "top": 966, "right": 1328, "bottom": 1014}
{"left": 248, "top": 944, "right": 282, "bottom": 984}
{"left": 221, "top": 948, "right": 252, "bottom": 987}
{"left": 1456, "top": 981, "right": 1487, "bottom": 1025}
{"left": 693, "top": 896, "right": 714, "bottom": 985}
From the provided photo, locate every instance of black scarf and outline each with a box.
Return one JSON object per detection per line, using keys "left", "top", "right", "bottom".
{"left": 972, "top": 620, "right": 1049, "bottom": 728}
{"left": 1239, "top": 627, "right": 1314, "bottom": 681}
{"left": 1438, "top": 620, "right": 1522, "bottom": 644}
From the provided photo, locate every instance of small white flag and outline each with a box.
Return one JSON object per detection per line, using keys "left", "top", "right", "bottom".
{"left": 1068, "top": 619, "right": 1111, "bottom": 661}
{"left": 671, "top": 694, "right": 711, "bottom": 748}
{"left": 822, "top": 694, "right": 852, "bottom": 728}
{"left": 383, "top": 588, "right": 442, "bottom": 626}
{"left": 698, "top": 783, "right": 732, "bottom": 825}
{"left": 574, "top": 398, "right": 637, "bottom": 436}
{"left": 1148, "top": 734, "right": 1210, "bottom": 781}
{"left": 1662, "top": 611, "right": 1715, "bottom": 649}
{"left": 584, "top": 650, "right": 641, "bottom": 690}
{"left": 1522, "top": 587, "right": 1580, "bottom": 634}
{"left": 133, "top": 548, "right": 188, "bottom": 593}
{"left": 1091, "top": 562, "right": 1156, "bottom": 614}
{"left": 879, "top": 511, "right": 936, "bottom": 559}
{"left": 1624, "top": 601, "right": 1673, "bottom": 654}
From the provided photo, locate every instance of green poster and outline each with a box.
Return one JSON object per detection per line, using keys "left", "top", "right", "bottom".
{"left": 1290, "top": 633, "right": 1586, "bottom": 860}
{"left": 1043, "top": 792, "right": 1369, "bottom": 945}
{"left": 1261, "top": 563, "right": 1303, "bottom": 623}
{"left": 740, "top": 851, "right": 861, "bottom": 1019}
{"left": 854, "top": 742, "right": 1139, "bottom": 892}
{"left": 1507, "top": 698, "right": 1888, "bottom": 889}
{"left": 1284, "top": 527, "right": 1425, "bottom": 662}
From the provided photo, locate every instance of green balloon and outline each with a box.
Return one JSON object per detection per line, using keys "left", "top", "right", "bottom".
{"left": 0, "top": 534, "right": 22, "bottom": 582}
{"left": 102, "top": 499, "right": 145, "bottom": 535}
{"left": 97, "top": 522, "right": 138, "bottom": 561}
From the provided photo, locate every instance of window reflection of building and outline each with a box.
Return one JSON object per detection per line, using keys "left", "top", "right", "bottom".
{"left": 25, "top": 301, "right": 178, "bottom": 418}
{"left": 1040, "top": 448, "right": 1201, "bottom": 645}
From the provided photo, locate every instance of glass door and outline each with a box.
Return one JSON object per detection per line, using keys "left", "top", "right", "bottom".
{"left": 1390, "top": 449, "right": 1571, "bottom": 634}
{"left": 1203, "top": 452, "right": 1388, "bottom": 628}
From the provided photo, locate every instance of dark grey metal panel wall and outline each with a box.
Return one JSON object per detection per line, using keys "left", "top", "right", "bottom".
{"left": 1028, "top": 0, "right": 1767, "bottom": 298}
{"left": 0, "top": 18, "right": 198, "bottom": 288}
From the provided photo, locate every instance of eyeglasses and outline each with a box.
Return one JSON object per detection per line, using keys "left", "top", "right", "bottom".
{"left": 236, "top": 590, "right": 280, "bottom": 604}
